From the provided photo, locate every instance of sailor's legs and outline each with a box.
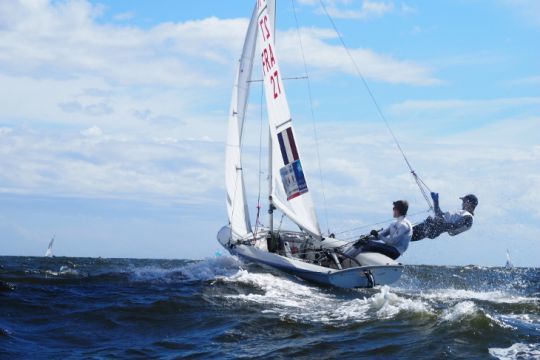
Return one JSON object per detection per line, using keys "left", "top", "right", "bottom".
{"left": 412, "top": 216, "right": 447, "bottom": 241}
{"left": 360, "top": 240, "right": 401, "bottom": 260}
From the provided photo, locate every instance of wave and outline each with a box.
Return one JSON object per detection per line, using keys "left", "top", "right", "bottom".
{"left": 0, "top": 280, "right": 16, "bottom": 291}
{"left": 439, "top": 300, "right": 478, "bottom": 322}
{"left": 494, "top": 314, "right": 540, "bottom": 335}
{"left": 219, "top": 270, "right": 432, "bottom": 325}
{"left": 410, "top": 288, "right": 538, "bottom": 304}
{"left": 2, "top": 256, "right": 539, "bottom": 358}
{"left": 0, "top": 256, "right": 244, "bottom": 286}
{"left": 489, "top": 343, "right": 540, "bottom": 360}
{"left": 128, "top": 256, "right": 243, "bottom": 283}
{"left": 211, "top": 262, "right": 539, "bottom": 332}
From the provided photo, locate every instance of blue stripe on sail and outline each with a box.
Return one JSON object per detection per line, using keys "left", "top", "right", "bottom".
{"left": 277, "top": 132, "right": 289, "bottom": 164}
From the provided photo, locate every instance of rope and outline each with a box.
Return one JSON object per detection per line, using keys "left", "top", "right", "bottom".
{"left": 253, "top": 84, "right": 266, "bottom": 240}
{"left": 332, "top": 209, "right": 431, "bottom": 240}
{"left": 228, "top": 68, "right": 244, "bottom": 237}
{"left": 318, "top": 0, "right": 433, "bottom": 211}
{"left": 291, "top": 0, "right": 331, "bottom": 234}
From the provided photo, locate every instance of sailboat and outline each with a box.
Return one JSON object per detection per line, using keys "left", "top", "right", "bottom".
{"left": 45, "top": 235, "right": 55, "bottom": 257}
{"left": 217, "top": 0, "right": 403, "bottom": 288}
{"left": 505, "top": 249, "right": 514, "bottom": 269}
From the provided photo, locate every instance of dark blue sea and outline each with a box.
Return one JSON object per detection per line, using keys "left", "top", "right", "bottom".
{"left": 1, "top": 256, "right": 539, "bottom": 359}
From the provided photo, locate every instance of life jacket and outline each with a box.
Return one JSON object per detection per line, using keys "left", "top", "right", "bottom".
{"left": 444, "top": 210, "right": 473, "bottom": 236}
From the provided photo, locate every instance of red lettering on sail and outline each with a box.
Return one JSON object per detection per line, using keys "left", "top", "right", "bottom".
{"left": 262, "top": 48, "right": 270, "bottom": 75}
{"left": 259, "top": 15, "right": 271, "bottom": 41}
{"left": 268, "top": 43, "right": 276, "bottom": 70}
{"left": 271, "top": 70, "right": 281, "bottom": 99}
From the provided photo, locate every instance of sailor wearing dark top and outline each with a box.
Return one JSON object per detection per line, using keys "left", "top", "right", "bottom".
{"left": 358, "top": 200, "right": 413, "bottom": 260}
{"left": 412, "top": 193, "right": 478, "bottom": 241}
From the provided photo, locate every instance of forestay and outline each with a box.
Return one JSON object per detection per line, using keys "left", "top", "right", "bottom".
{"left": 225, "top": 5, "right": 259, "bottom": 238}
{"left": 256, "top": 0, "right": 321, "bottom": 238}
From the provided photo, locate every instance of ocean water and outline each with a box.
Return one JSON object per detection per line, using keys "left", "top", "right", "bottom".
{"left": 1, "top": 256, "right": 539, "bottom": 359}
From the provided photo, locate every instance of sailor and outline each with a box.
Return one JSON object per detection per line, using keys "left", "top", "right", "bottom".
{"left": 355, "top": 200, "right": 413, "bottom": 260}
{"left": 412, "top": 193, "right": 478, "bottom": 241}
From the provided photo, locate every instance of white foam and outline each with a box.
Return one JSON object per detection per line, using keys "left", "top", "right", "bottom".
{"left": 223, "top": 270, "right": 329, "bottom": 310}
{"left": 415, "top": 288, "right": 537, "bottom": 304}
{"left": 489, "top": 343, "right": 540, "bottom": 360}
{"left": 495, "top": 314, "right": 540, "bottom": 332}
{"left": 129, "top": 256, "right": 242, "bottom": 283}
{"left": 440, "top": 301, "right": 477, "bottom": 322}
{"left": 368, "top": 285, "right": 432, "bottom": 319}
{"left": 222, "top": 271, "right": 432, "bottom": 324}
{"left": 179, "top": 256, "right": 242, "bottom": 281}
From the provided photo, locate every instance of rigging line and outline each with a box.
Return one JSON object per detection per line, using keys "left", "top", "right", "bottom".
{"left": 291, "top": 0, "right": 331, "bottom": 234}
{"left": 253, "top": 83, "right": 265, "bottom": 239}
{"left": 230, "top": 63, "right": 253, "bottom": 236}
{"left": 332, "top": 209, "right": 431, "bottom": 236}
{"left": 247, "top": 76, "right": 308, "bottom": 83}
{"left": 256, "top": 81, "right": 264, "bottom": 217}
{"left": 318, "top": 0, "right": 433, "bottom": 211}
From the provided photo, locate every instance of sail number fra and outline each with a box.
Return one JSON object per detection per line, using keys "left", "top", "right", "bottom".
{"left": 259, "top": 10, "right": 282, "bottom": 100}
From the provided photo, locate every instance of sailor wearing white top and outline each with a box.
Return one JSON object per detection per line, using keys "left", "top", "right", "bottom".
{"left": 375, "top": 215, "right": 413, "bottom": 255}
{"left": 357, "top": 200, "right": 413, "bottom": 260}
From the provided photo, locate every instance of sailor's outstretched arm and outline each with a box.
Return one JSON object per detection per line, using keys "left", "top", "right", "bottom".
{"left": 431, "top": 192, "right": 443, "bottom": 217}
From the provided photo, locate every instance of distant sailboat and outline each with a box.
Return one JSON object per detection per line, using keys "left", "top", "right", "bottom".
{"left": 505, "top": 249, "right": 513, "bottom": 269}
{"left": 45, "top": 235, "right": 55, "bottom": 257}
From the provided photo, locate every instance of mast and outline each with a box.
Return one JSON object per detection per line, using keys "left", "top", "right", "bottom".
{"left": 268, "top": 128, "right": 274, "bottom": 235}
{"left": 267, "top": 0, "right": 276, "bottom": 236}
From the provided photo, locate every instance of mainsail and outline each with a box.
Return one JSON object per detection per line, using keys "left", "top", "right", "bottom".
{"left": 45, "top": 236, "right": 54, "bottom": 257}
{"left": 256, "top": 0, "right": 321, "bottom": 238}
{"left": 224, "top": 4, "right": 259, "bottom": 238}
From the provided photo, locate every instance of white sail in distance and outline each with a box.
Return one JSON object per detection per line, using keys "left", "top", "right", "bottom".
{"left": 225, "top": 4, "right": 259, "bottom": 238}
{"left": 45, "top": 235, "right": 55, "bottom": 257}
{"left": 256, "top": 0, "right": 321, "bottom": 238}
{"left": 505, "top": 249, "right": 513, "bottom": 268}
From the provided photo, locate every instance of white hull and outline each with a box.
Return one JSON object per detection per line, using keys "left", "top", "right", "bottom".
{"left": 217, "top": 226, "right": 403, "bottom": 288}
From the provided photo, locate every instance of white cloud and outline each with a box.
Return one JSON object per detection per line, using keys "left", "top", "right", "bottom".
{"left": 81, "top": 125, "right": 103, "bottom": 137}
{"left": 2, "top": 1, "right": 537, "bottom": 264}
{"left": 0, "top": 127, "right": 12, "bottom": 136}
{"left": 59, "top": 101, "right": 113, "bottom": 116}
{"left": 278, "top": 27, "right": 440, "bottom": 85}
{"left": 324, "top": 1, "right": 395, "bottom": 19}
{"left": 497, "top": 0, "right": 540, "bottom": 27}
{"left": 400, "top": 2, "right": 416, "bottom": 15}
{"left": 0, "top": 128, "right": 224, "bottom": 204}
{"left": 0, "top": 1, "right": 246, "bottom": 87}
{"left": 513, "top": 75, "right": 540, "bottom": 85}
{"left": 388, "top": 97, "right": 540, "bottom": 117}
{"left": 299, "top": 0, "right": 415, "bottom": 19}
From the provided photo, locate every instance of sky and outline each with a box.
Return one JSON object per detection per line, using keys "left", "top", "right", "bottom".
{"left": 0, "top": 0, "right": 538, "bottom": 266}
